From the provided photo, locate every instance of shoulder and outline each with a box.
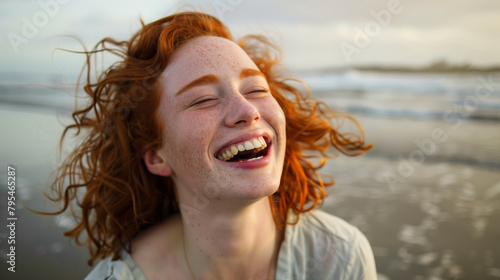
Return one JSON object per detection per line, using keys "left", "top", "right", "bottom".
{"left": 277, "top": 209, "right": 377, "bottom": 280}
{"left": 85, "top": 215, "right": 182, "bottom": 280}
{"left": 298, "top": 209, "right": 362, "bottom": 241}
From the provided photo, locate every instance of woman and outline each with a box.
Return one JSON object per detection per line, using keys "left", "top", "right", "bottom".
{"left": 43, "top": 11, "right": 376, "bottom": 279}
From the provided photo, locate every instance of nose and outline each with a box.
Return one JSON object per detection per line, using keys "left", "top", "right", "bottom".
{"left": 224, "top": 93, "right": 260, "bottom": 127}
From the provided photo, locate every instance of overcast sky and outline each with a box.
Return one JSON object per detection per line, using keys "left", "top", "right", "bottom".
{"left": 1, "top": 0, "right": 499, "bottom": 78}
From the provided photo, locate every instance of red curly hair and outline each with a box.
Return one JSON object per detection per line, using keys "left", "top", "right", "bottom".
{"left": 36, "top": 11, "right": 371, "bottom": 266}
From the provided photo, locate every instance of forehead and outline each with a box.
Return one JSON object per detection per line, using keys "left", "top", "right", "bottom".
{"left": 160, "top": 36, "right": 259, "bottom": 91}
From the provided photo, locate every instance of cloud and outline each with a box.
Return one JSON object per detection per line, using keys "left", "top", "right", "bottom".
{"left": 1, "top": 0, "right": 499, "bottom": 76}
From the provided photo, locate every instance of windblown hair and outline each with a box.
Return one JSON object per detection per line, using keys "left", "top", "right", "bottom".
{"left": 37, "top": 11, "right": 371, "bottom": 266}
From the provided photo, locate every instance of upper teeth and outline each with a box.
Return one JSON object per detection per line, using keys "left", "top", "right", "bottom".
{"left": 218, "top": 137, "right": 267, "bottom": 161}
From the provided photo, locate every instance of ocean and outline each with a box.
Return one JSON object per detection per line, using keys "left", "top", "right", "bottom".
{"left": 0, "top": 70, "right": 499, "bottom": 279}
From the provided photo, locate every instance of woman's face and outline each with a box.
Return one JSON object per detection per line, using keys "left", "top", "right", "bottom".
{"left": 150, "top": 36, "right": 286, "bottom": 201}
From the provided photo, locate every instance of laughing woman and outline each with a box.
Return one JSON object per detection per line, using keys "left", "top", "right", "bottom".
{"left": 42, "top": 11, "right": 376, "bottom": 280}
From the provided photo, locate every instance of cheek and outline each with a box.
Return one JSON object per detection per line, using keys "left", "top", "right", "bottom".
{"left": 164, "top": 110, "right": 217, "bottom": 161}
{"left": 262, "top": 98, "right": 286, "bottom": 132}
{"left": 262, "top": 98, "right": 286, "bottom": 157}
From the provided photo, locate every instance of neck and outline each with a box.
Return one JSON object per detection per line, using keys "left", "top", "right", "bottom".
{"left": 179, "top": 195, "right": 281, "bottom": 280}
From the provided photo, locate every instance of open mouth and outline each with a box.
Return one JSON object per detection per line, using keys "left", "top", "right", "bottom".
{"left": 216, "top": 137, "right": 270, "bottom": 162}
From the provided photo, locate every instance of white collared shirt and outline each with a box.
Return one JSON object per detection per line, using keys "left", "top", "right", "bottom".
{"left": 84, "top": 209, "right": 377, "bottom": 280}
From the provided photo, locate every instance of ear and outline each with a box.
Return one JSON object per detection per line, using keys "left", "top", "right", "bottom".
{"left": 142, "top": 149, "right": 172, "bottom": 177}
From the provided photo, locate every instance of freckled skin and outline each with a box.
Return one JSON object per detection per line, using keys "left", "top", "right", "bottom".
{"left": 136, "top": 36, "right": 286, "bottom": 280}
{"left": 156, "top": 36, "right": 287, "bottom": 202}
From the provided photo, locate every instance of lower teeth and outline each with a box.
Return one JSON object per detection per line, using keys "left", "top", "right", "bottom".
{"left": 237, "top": 156, "right": 263, "bottom": 162}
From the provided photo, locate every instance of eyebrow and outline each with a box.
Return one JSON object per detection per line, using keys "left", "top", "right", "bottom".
{"left": 174, "top": 68, "right": 266, "bottom": 96}
{"left": 175, "top": 74, "right": 220, "bottom": 96}
{"left": 240, "top": 68, "right": 266, "bottom": 80}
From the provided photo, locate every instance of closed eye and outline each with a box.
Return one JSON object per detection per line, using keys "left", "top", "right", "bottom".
{"left": 246, "top": 88, "right": 269, "bottom": 96}
{"left": 189, "top": 97, "right": 218, "bottom": 108}
{"left": 251, "top": 89, "right": 268, "bottom": 93}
